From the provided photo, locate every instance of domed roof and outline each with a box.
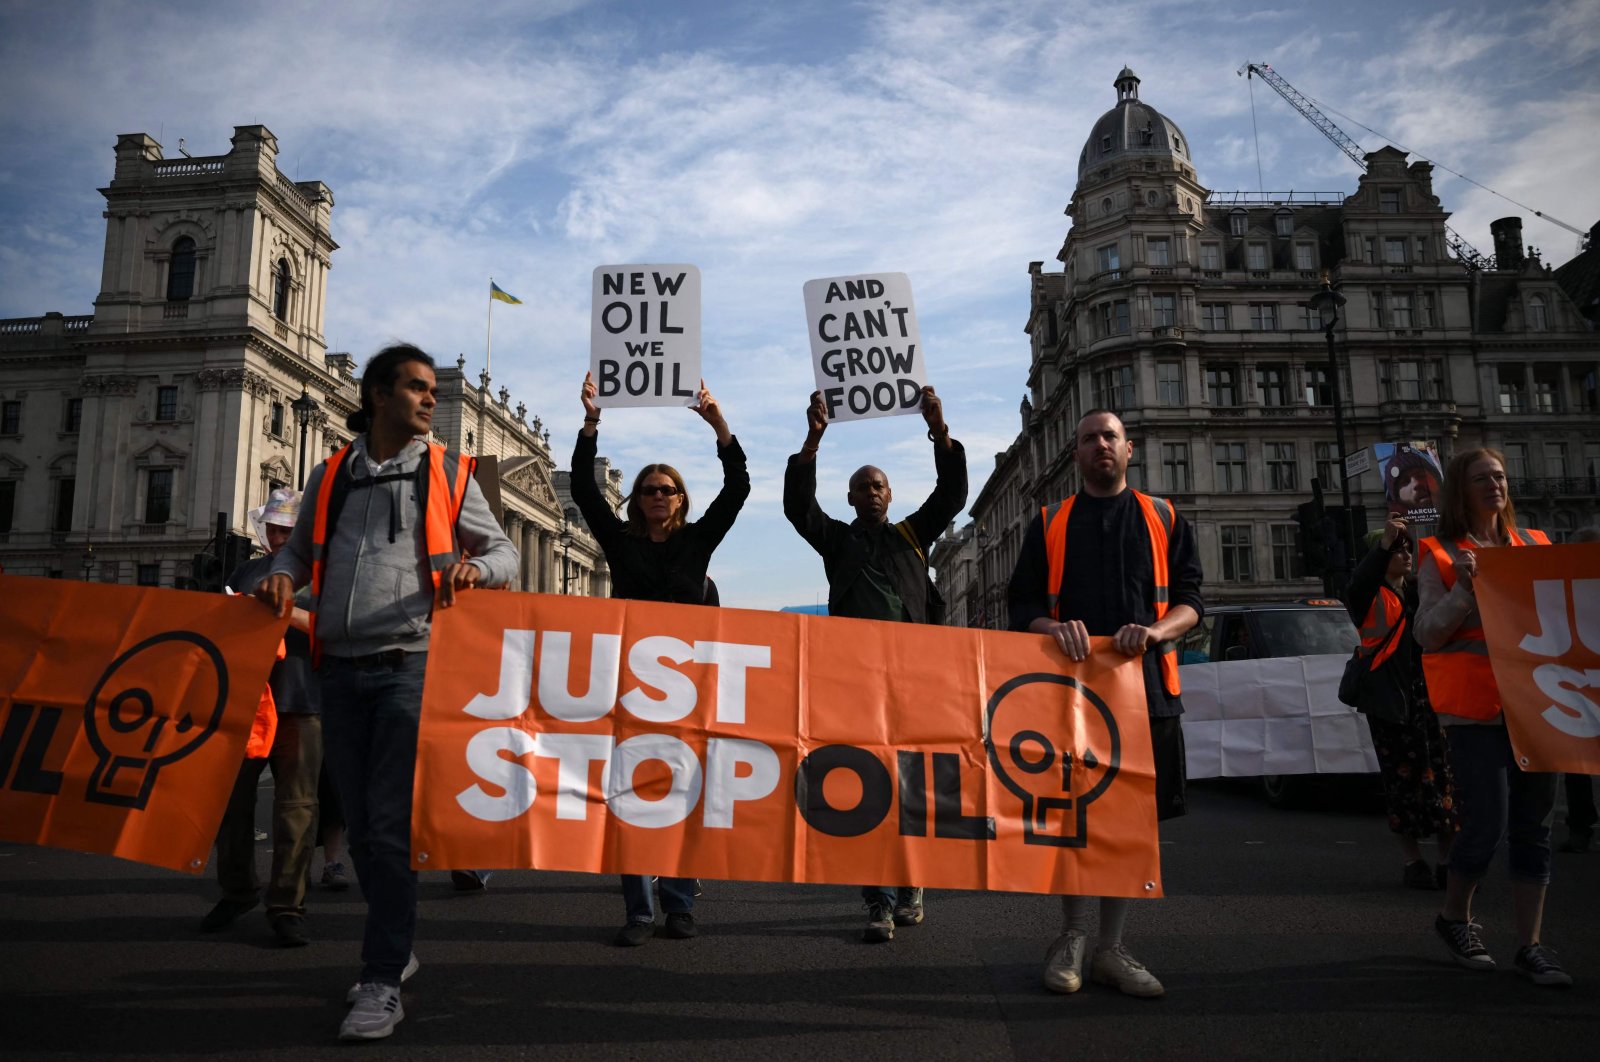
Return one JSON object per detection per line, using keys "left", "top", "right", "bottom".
{"left": 1077, "top": 68, "right": 1191, "bottom": 179}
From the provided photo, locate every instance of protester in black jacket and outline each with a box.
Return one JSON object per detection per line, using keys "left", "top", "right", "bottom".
{"left": 571, "top": 372, "right": 749, "bottom": 948}
{"left": 782, "top": 385, "right": 966, "bottom": 942}
{"left": 1345, "top": 513, "right": 1457, "bottom": 890}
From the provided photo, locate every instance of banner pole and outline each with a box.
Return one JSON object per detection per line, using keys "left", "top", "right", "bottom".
{"left": 486, "top": 278, "right": 494, "bottom": 378}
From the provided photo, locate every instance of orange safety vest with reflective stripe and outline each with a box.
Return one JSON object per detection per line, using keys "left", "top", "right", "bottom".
{"left": 1417, "top": 527, "right": 1549, "bottom": 720}
{"left": 307, "top": 441, "right": 475, "bottom": 657}
{"left": 1357, "top": 585, "right": 1406, "bottom": 672}
{"left": 1040, "top": 490, "right": 1181, "bottom": 696}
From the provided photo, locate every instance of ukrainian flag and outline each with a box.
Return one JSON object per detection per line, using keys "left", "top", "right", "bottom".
{"left": 489, "top": 281, "right": 523, "bottom": 305}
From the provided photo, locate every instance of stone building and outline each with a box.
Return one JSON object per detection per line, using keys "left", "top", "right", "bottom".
{"left": 0, "top": 124, "right": 615, "bottom": 591}
{"left": 954, "top": 69, "right": 1599, "bottom": 625}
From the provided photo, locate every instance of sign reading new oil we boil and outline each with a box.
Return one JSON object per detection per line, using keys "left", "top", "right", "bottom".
{"left": 804, "top": 272, "right": 928, "bottom": 422}
{"left": 590, "top": 265, "right": 702, "bottom": 407}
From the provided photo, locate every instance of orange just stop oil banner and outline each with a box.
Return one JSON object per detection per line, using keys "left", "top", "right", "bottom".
{"left": 1476, "top": 542, "right": 1600, "bottom": 774}
{"left": 0, "top": 576, "right": 285, "bottom": 873}
{"left": 412, "top": 592, "right": 1163, "bottom": 897}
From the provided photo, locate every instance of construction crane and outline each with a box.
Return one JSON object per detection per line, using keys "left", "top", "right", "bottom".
{"left": 1238, "top": 62, "right": 1588, "bottom": 269}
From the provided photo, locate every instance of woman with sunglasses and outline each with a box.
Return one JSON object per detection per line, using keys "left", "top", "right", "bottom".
{"left": 1415, "top": 448, "right": 1566, "bottom": 985}
{"left": 570, "top": 371, "right": 750, "bottom": 947}
{"left": 1345, "top": 513, "right": 1457, "bottom": 891}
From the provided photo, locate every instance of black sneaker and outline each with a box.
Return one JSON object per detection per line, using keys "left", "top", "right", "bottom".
{"left": 662, "top": 912, "right": 698, "bottom": 939}
{"left": 321, "top": 861, "right": 351, "bottom": 891}
{"left": 1434, "top": 915, "right": 1494, "bottom": 970}
{"left": 863, "top": 901, "right": 894, "bottom": 943}
{"left": 200, "top": 897, "right": 258, "bottom": 932}
{"left": 892, "top": 887, "right": 925, "bottom": 926}
{"left": 1557, "top": 829, "right": 1593, "bottom": 854}
{"left": 268, "top": 911, "right": 311, "bottom": 947}
{"left": 614, "top": 921, "right": 654, "bottom": 947}
{"left": 1514, "top": 944, "right": 1573, "bottom": 987}
{"left": 1403, "top": 860, "right": 1437, "bottom": 890}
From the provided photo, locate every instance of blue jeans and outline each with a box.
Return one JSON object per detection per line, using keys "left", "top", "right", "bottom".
{"left": 1445, "top": 724, "right": 1557, "bottom": 885}
{"left": 320, "top": 652, "right": 428, "bottom": 985}
{"left": 621, "top": 875, "right": 695, "bottom": 924}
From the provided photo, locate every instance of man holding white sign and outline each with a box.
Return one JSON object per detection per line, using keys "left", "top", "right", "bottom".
{"left": 591, "top": 265, "right": 701, "bottom": 408}
{"left": 804, "top": 272, "right": 927, "bottom": 423}
{"left": 783, "top": 384, "right": 966, "bottom": 942}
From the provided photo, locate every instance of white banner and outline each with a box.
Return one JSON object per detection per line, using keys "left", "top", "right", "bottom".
{"left": 1179, "top": 656, "right": 1377, "bottom": 779}
{"left": 590, "top": 265, "right": 702, "bottom": 408}
{"left": 804, "top": 272, "right": 927, "bottom": 423}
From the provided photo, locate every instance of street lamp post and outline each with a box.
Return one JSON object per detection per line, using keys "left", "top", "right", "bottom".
{"left": 291, "top": 387, "right": 321, "bottom": 490}
{"left": 1308, "top": 276, "right": 1358, "bottom": 576}
{"left": 559, "top": 510, "right": 575, "bottom": 595}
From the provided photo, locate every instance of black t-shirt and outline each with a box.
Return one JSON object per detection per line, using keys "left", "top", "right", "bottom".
{"left": 1006, "top": 490, "right": 1204, "bottom": 718}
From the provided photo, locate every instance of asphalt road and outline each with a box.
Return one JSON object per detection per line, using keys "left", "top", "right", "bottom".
{"left": 2, "top": 779, "right": 1595, "bottom": 1060}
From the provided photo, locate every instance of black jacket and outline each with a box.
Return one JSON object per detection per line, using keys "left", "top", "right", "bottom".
{"left": 1343, "top": 544, "right": 1420, "bottom": 724}
{"left": 782, "top": 439, "right": 966, "bottom": 623}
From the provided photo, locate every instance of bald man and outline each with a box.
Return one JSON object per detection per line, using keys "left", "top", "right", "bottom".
{"left": 783, "top": 385, "right": 967, "bottom": 942}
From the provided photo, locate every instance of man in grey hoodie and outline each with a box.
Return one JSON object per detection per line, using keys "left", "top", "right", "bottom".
{"left": 256, "top": 343, "right": 518, "bottom": 1042}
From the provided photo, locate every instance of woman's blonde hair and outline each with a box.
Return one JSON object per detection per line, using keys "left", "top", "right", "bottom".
{"left": 1436, "top": 447, "right": 1519, "bottom": 541}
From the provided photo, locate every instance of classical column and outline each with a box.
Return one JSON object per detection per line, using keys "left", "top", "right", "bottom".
{"left": 521, "top": 520, "right": 538, "bottom": 592}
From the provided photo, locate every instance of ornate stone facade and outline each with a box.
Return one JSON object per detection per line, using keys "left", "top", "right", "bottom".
{"left": 955, "top": 70, "right": 1599, "bottom": 622}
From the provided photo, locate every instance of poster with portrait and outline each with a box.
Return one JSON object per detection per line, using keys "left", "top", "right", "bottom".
{"left": 1373, "top": 441, "right": 1443, "bottom": 523}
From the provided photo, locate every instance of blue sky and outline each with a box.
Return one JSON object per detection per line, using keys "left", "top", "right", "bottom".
{"left": 2, "top": 0, "right": 1597, "bottom": 608}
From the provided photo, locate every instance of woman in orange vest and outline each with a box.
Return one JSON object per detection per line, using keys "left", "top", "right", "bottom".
{"left": 1414, "top": 447, "right": 1567, "bottom": 986}
{"left": 1345, "top": 513, "right": 1457, "bottom": 891}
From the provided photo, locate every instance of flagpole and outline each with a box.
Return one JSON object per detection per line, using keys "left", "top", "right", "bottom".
{"left": 486, "top": 277, "right": 494, "bottom": 378}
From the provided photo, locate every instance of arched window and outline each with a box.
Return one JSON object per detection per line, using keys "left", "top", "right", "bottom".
{"left": 167, "top": 237, "right": 196, "bottom": 300}
{"left": 1527, "top": 293, "right": 1548, "bottom": 331}
{"left": 273, "top": 258, "right": 291, "bottom": 320}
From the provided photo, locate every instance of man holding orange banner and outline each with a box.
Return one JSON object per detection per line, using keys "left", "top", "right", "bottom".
{"left": 257, "top": 343, "right": 518, "bottom": 1041}
{"left": 1008, "top": 409, "right": 1202, "bottom": 999}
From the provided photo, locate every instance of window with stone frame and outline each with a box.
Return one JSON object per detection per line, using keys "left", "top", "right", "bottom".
{"left": 1294, "top": 243, "right": 1316, "bottom": 270}
{"left": 1383, "top": 237, "right": 1407, "bottom": 263}
{"left": 1093, "top": 364, "right": 1136, "bottom": 411}
{"left": 1544, "top": 441, "right": 1569, "bottom": 480}
{"left": 1200, "top": 243, "right": 1222, "bottom": 270}
{"left": 1206, "top": 364, "right": 1240, "bottom": 406}
{"left": 1097, "top": 243, "right": 1121, "bottom": 275}
{"left": 1418, "top": 291, "right": 1437, "bottom": 327}
{"left": 1369, "top": 291, "right": 1385, "bottom": 327}
{"left": 0, "top": 400, "right": 19, "bottom": 435}
{"left": 1147, "top": 237, "right": 1171, "bottom": 266}
{"left": 155, "top": 386, "right": 178, "bottom": 422}
{"left": 1246, "top": 243, "right": 1269, "bottom": 270}
{"left": 1305, "top": 366, "right": 1333, "bottom": 406}
{"left": 1156, "top": 362, "right": 1185, "bottom": 406}
{"left": 1579, "top": 365, "right": 1600, "bottom": 413}
{"left": 1502, "top": 441, "right": 1529, "bottom": 480}
{"left": 1097, "top": 300, "right": 1130, "bottom": 336}
{"left": 1220, "top": 524, "right": 1255, "bottom": 582}
{"left": 167, "top": 236, "right": 196, "bottom": 301}
{"left": 53, "top": 477, "right": 74, "bottom": 532}
{"left": 1248, "top": 303, "right": 1278, "bottom": 330}
{"left": 137, "top": 563, "right": 161, "bottom": 587}
{"left": 63, "top": 397, "right": 83, "bottom": 433}
{"left": 1390, "top": 293, "right": 1414, "bottom": 328}
{"left": 1497, "top": 366, "right": 1527, "bottom": 413}
{"left": 1379, "top": 189, "right": 1402, "bottom": 213}
{"left": 1297, "top": 302, "right": 1318, "bottom": 330}
{"left": 1271, "top": 524, "right": 1301, "bottom": 580}
{"left": 1202, "top": 302, "right": 1229, "bottom": 330}
{"left": 1161, "top": 442, "right": 1190, "bottom": 491}
{"left": 1152, "top": 293, "right": 1177, "bottom": 327}
{"left": 1527, "top": 294, "right": 1549, "bottom": 331}
{"left": 273, "top": 258, "right": 292, "bottom": 320}
{"left": 1533, "top": 365, "right": 1563, "bottom": 413}
{"left": 1265, "top": 441, "right": 1298, "bottom": 491}
{"left": 270, "top": 401, "right": 285, "bottom": 438}
{"left": 145, "top": 468, "right": 174, "bottom": 524}
{"left": 1229, "top": 210, "right": 1248, "bottom": 236}
{"left": 1314, "top": 442, "right": 1339, "bottom": 490}
{"left": 1258, "top": 363, "right": 1291, "bottom": 407}
{"left": 1214, "top": 441, "right": 1248, "bottom": 491}
{"left": 1275, "top": 210, "right": 1294, "bottom": 237}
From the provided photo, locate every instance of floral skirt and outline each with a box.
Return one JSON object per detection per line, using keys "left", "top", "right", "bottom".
{"left": 1366, "top": 713, "right": 1459, "bottom": 841}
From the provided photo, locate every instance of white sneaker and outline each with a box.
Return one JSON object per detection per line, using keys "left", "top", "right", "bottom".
{"left": 1043, "top": 929, "right": 1089, "bottom": 994}
{"left": 339, "top": 983, "right": 404, "bottom": 1041}
{"left": 345, "top": 952, "right": 419, "bottom": 1004}
{"left": 1091, "top": 943, "right": 1165, "bottom": 998}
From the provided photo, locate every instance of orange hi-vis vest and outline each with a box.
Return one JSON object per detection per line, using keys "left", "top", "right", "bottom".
{"left": 1040, "top": 490, "right": 1181, "bottom": 696}
{"left": 307, "top": 441, "right": 475, "bottom": 657}
{"left": 1357, "top": 585, "right": 1406, "bottom": 672}
{"left": 1418, "top": 527, "right": 1550, "bottom": 720}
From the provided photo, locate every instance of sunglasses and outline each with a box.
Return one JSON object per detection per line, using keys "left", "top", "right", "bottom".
{"left": 638, "top": 484, "right": 680, "bottom": 498}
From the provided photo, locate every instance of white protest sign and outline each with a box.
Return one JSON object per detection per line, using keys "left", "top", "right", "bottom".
{"left": 590, "top": 265, "right": 701, "bottom": 408}
{"left": 804, "top": 272, "right": 927, "bottom": 423}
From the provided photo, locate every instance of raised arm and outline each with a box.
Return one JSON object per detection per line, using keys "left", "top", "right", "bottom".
{"left": 902, "top": 386, "right": 967, "bottom": 549}
{"left": 569, "top": 374, "right": 627, "bottom": 543}
{"left": 784, "top": 392, "right": 835, "bottom": 553}
{"left": 692, "top": 381, "right": 750, "bottom": 551}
